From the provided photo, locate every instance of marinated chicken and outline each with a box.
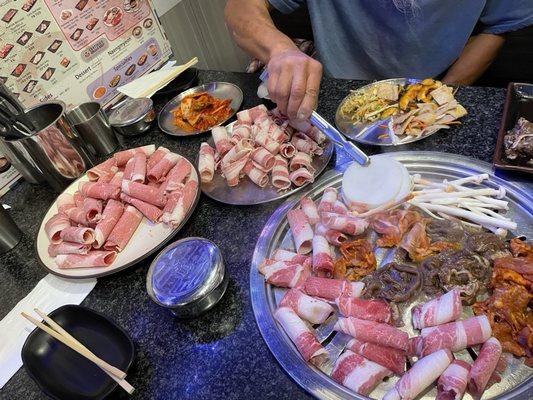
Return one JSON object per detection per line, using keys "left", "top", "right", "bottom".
{"left": 333, "top": 239, "right": 376, "bottom": 281}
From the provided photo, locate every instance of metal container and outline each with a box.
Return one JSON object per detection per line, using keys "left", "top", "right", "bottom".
{"left": 0, "top": 205, "right": 22, "bottom": 254}
{"left": 109, "top": 97, "right": 155, "bottom": 136}
{"left": 0, "top": 101, "right": 95, "bottom": 191}
{"left": 66, "top": 102, "right": 118, "bottom": 156}
{"left": 146, "top": 237, "right": 228, "bottom": 318}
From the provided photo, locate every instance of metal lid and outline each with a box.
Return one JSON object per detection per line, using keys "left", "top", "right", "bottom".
{"left": 146, "top": 237, "right": 224, "bottom": 308}
{"left": 109, "top": 97, "right": 153, "bottom": 127}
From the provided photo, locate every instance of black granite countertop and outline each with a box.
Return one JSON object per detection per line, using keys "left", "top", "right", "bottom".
{"left": 0, "top": 71, "right": 513, "bottom": 399}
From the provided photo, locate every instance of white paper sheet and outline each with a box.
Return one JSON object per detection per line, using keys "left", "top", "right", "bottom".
{"left": 0, "top": 274, "right": 97, "bottom": 388}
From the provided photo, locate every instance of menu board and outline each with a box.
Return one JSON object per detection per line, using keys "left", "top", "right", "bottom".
{"left": 0, "top": 0, "right": 172, "bottom": 107}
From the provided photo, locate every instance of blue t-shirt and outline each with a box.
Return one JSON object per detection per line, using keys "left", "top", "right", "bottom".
{"left": 268, "top": 0, "right": 533, "bottom": 79}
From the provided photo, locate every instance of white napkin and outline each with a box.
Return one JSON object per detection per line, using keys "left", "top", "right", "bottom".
{"left": 117, "top": 57, "right": 198, "bottom": 99}
{"left": 0, "top": 274, "right": 96, "bottom": 388}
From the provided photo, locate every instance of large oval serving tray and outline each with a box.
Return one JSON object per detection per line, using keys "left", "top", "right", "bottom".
{"left": 250, "top": 151, "right": 533, "bottom": 400}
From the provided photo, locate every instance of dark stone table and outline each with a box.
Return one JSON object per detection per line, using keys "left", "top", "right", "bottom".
{"left": 0, "top": 71, "right": 513, "bottom": 399}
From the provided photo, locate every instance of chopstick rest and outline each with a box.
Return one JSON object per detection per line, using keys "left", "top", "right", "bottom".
{"left": 21, "top": 310, "right": 134, "bottom": 395}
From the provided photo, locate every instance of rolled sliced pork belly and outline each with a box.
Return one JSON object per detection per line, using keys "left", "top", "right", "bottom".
{"left": 336, "top": 296, "right": 392, "bottom": 324}
{"left": 45, "top": 213, "right": 71, "bottom": 244}
{"left": 279, "top": 142, "right": 296, "bottom": 158}
{"left": 334, "top": 317, "right": 409, "bottom": 351}
{"left": 420, "top": 315, "right": 492, "bottom": 356}
{"left": 130, "top": 151, "right": 147, "bottom": 183}
{"left": 79, "top": 181, "right": 120, "bottom": 201}
{"left": 73, "top": 191, "right": 85, "bottom": 208}
{"left": 312, "top": 234, "right": 333, "bottom": 276}
{"left": 347, "top": 338, "right": 406, "bottom": 375}
{"left": 289, "top": 167, "right": 314, "bottom": 187}
{"left": 198, "top": 142, "right": 216, "bottom": 183}
{"left": 164, "top": 157, "right": 192, "bottom": 192}
{"left": 94, "top": 199, "right": 124, "bottom": 248}
{"left": 437, "top": 359, "right": 471, "bottom": 400}
{"left": 109, "top": 171, "right": 123, "bottom": 187}
{"left": 113, "top": 145, "right": 155, "bottom": 166}
{"left": 271, "top": 155, "right": 291, "bottom": 190}
{"left": 258, "top": 259, "right": 311, "bottom": 288}
{"left": 212, "top": 126, "right": 233, "bottom": 156}
{"left": 104, "top": 205, "right": 143, "bottom": 252}
{"left": 87, "top": 158, "right": 117, "bottom": 181}
{"left": 318, "top": 187, "right": 337, "bottom": 213}
{"left": 230, "top": 121, "right": 252, "bottom": 142}
{"left": 59, "top": 226, "right": 95, "bottom": 244}
{"left": 251, "top": 147, "right": 275, "bottom": 170}
{"left": 384, "top": 349, "right": 453, "bottom": 400}
{"left": 221, "top": 156, "right": 248, "bottom": 187}
{"left": 289, "top": 151, "right": 316, "bottom": 174}
{"left": 302, "top": 277, "right": 364, "bottom": 300}
{"left": 288, "top": 118, "right": 326, "bottom": 144}
{"left": 121, "top": 180, "right": 166, "bottom": 207}
{"left": 83, "top": 197, "right": 103, "bottom": 223}
{"left": 123, "top": 157, "right": 135, "bottom": 180}
{"left": 412, "top": 288, "right": 462, "bottom": 330}
{"left": 467, "top": 337, "right": 502, "bottom": 400}
{"left": 147, "top": 152, "right": 180, "bottom": 183}
{"left": 332, "top": 199, "right": 349, "bottom": 214}
{"left": 162, "top": 180, "right": 197, "bottom": 227}
{"left": 331, "top": 350, "right": 392, "bottom": 396}
{"left": 274, "top": 307, "right": 327, "bottom": 366}
{"left": 300, "top": 197, "right": 319, "bottom": 225}
{"left": 287, "top": 209, "right": 314, "bottom": 254}
{"left": 315, "top": 223, "right": 347, "bottom": 247}
{"left": 66, "top": 207, "right": 90, "bottom": 225}
{"left": 271, "top": 249, "right": 310, "bottom": 264}
{"left": 243, "top": 159, "right": 269, "bottom": 187}
{"left": 48, "top": 242, "right": 91, "bottom": 257}
{"left": 279, "top": 288, "right": 333, "bottom": 324}
{"left": 55, "top": 250, "right": 117, "bottom": 269}
{"left": 321, "top": 212, "right": 368, "bottom": 236}
{"left": 120, "top": 193, "right": 162, "bottom": 223}
{"left": 147, "top": 147, "right": 170, "bottom": 170}
{"left": 57, "top": 193, "right": 76, "bottom": 214}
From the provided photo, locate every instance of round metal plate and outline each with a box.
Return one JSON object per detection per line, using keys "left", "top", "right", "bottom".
{"left": 196, "top": 124, "right": 334, "bottom": 206}
{"left": 250, "top": 151, "right": 533, "bottom": 400}
{"left": 335, "top": 78, "right": 457, "bottom": 146}
{"left": 35, "top": 156, "right": 201, "bottom": 279}
{"left": 158, "top": 82, "right": 243, "bottom": 137}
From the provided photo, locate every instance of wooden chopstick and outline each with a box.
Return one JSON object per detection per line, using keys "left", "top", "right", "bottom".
{"left": 33, "top": 309, "right": 135, "bottom": 395}
{"left": 140, "top": 56, "right": 199, "bottom": 97}
{"left": 21, "top": 312, "right": 129, "bottom": 381}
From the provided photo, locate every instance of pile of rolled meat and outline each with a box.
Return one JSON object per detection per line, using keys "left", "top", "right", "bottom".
{"left": 198, "top": 104, "right": 327, "bottom": 189}
{"left": 44, "top": 145, "right": 197, "bottom": 269}
{"left": 258, "top": 187, "right": 504, "bottom": 400}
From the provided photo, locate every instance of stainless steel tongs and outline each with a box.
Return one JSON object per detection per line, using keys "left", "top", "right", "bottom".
{"left": 0, "top": 82, "right": 35, "bottom": 138}
{"left": 259, "top": 69, "right": 370, "bottom": 166}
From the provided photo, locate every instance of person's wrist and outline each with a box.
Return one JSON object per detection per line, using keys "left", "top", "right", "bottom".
{"left": 268, "top": 41, "right": 299, "bottom": 60}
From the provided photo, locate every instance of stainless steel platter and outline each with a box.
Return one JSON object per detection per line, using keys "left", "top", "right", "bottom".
{"left": 158, "top": 82, "right": 243, "bottom": 136}
{"left": 335, "top": 78, "right": 455, "bottom": 146}
{"left": 197, "top": 125, "right": 334, "bottom": 206}
{"left": 250, "top": 151, "right": 533, "bottom": 400}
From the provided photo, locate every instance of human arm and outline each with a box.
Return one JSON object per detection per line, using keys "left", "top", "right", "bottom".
{"left": 442, "top": 33, "right": 505, "bottom": 85}
{"left": 224, "top": 0, "right": 323, "bottom": 119}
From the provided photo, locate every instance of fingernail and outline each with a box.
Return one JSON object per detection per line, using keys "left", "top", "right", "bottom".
{"left": 297, "top": 112, "right": 306, "bottom": 120}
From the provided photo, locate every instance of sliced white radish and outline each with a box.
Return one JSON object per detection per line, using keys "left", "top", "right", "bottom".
{"left": 342, "top": 155, "right": 409, "bottom": 209}
{"left": 395, "top": 166, "right": 413, "bottom": 201}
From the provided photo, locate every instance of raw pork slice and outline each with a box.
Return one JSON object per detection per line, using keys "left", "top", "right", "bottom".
{"left": 147, "top": 147, "right": 170, "bottom": 170}
{"left": 221, "top": 156, "right": 248, "bottom": 187}
{"left": 258, "top": 259, "right": 311, "bottom": 288}
{"left": 274, "top": 307, "right": 327, "bottom": 365}
{"left": 336, "top": 296, "right": 392, "bottom": 324}
{"left": 437, "top": 359, "right": 470, "bottom": 400}
{"left": 271, "top": 155, "right": 291, "bottom": 190}
{"left": 162, "top": 180, "right": 198, "bottom": 227}
{"left": 59, "top": 226, "right": 95, "bottom": 244}
{"left": 289, "top": 167, "right": 314, "bottom": 187}
{"left": 113, "top": 145, "right": 155, "bottom": 166}
{"left": 231, "top": 121, "right": 252, "bottom": 142}
{"left": 104, "top": 205, "right": 143, "bottom": 252}
{"left": 120, "top": 193, "right": 162, "bottom": 223}
{"left": 279, "top": 288, "right": 333, "bottom": 324}
{"left": 79, "top": 181, "right": 120, "bottom": 201}
{"left": 412, "top": 289, "right": 462, "bottom": 330}
{"left": 312, "top": 234, "right": 333, "bottom": 276}
{"left": 318, "top": 187, "right": 337, "bottom": 213}
{"left": 384, "top": 350, "right": 453, "bottom": 400}
{"left": 243, "top": 159, "right": 269, "bottom": 187}
{"left": 300, "top": 197, "right": 319, "bottom": 225}
{"left": 347, "top": 339, "right": 406, "bottom": 375}
{"left": 334, "top": 317, "right": 409, "bottom": 351}
{"left": 55, "top": 250, "right": 117, "bottom": 269}
{"left": 280, "top": 142, "right": 296, "bottom": 158}
{"left": 164, "top": 157, "right": 192, "bottom": 192}
{"left": 212, "top": 126, "right": 233, "bottom": 155}
{"left": 121, "top": 180, "right": 166, "bottom": 207}
{"left": 315, "top": 223, "right": 348, "bottom": 246}
{"left": 48, "top": 242, "right": 91, "bottom": 257}
{"left": 45, "top": 213, "right": 71, "bottom": 243}
{"left": 147, "top": 152, "right": 180, "bottom": 182}
{"left": 302, "top": 277, "right": 364, "bottom": 300}
{"left": 66, "top": 207, "right": 90, "bottom": 225}
{"left": 271, "top": 249, "right": 310, "bottom": 264}
{"left": 467, "top": 337, "right": 502, "bottom": 400}
{"left": 331, "top": 350, "right": 392, "bottom": 396}
{"left": 83, "top": 197, "right": 103, "bottom": 223}
{"left": 251, "top": 147, "right": 275, "bottom": 170}
{"left": 87, "top": 158, "right": 117, "bottom": 181}
{"left": 287, "top": 209, "right": 314, "bottom": 254}
{"left": 94, "top": 199, "right": 124, "bottom": 248}
{"left": 321, "top": 213, "right": 368, "bottom": 236}
{"left": 130, "top": 151, "right": 147, "bottom": 183}
{"left": 123, "top": 157, "right": 135, "bottom": 181}
{"left": 57, "top": 193, "right": 76, "bottom": 214}
{"left": 198, "top": 142, "right": 216, "bottom": 183}
{"left": 290, "top": 151, "right": 316, "bottom": 174}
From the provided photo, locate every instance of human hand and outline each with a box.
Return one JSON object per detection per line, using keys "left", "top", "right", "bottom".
{"left": 267, "top": 49, "right": 323, "bottom": 120}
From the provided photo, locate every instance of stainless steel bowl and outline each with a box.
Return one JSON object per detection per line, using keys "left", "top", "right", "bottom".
{"left": 108, "top": 97, "right": 155, "bottom": 136}
{"left": 146, "top": 237, "right": 227, "bottom": 318}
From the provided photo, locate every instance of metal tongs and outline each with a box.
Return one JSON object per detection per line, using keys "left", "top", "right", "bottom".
{"left": 0, "top": 82, "right": 35, "bottom": 139}
{"left": 259, "top": 69, "right": 370, "bottom": 166}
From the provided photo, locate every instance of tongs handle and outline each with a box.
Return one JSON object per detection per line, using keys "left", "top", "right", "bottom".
{"left": 259, "top": 69, "right": 370, "bottom": 166}
{"left": 0, "top": 82, "right": 35, "bottom": 135}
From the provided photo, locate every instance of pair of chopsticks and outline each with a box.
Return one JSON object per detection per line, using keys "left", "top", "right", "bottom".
{"left": 140, "top": 56, "right": 199, "bottom": 97}
{"left": 21, "top": 309, "right": 134, "bottom": 395}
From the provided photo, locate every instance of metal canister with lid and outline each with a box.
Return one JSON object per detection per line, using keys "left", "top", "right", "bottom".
{"left": 146, "top": 237, "right": 228, "bottom": 318}
{"left": 108, "top": 97, "right": 155, "bottom": 136}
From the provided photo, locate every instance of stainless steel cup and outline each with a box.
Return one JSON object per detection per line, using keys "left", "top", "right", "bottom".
{"left": 0, "top": 205, "right": 22, "bottom": 254}
{"left": 0, "top": 101, "right": 95, "bottom": 191}
{"left": 66, "top": 102, "right": 118, "bottom": 156}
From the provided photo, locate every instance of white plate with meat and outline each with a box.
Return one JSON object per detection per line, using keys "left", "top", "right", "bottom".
{"left": 35, "top": 145, "right": 200, "bottom": 279}
{"left": 196, "top": 105, "right": 334, "bottom": 205}
{"left": 250, "top": 151, "right": 532, "bottom": 400}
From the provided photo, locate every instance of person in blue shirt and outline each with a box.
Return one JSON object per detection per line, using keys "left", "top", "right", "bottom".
{"left": 225, "top": 0, "right": 533, "bottom": 120}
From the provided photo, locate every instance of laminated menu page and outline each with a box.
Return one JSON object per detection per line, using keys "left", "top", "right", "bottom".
{"left": 0, "top": 0, "right": 172, "bottom": 107}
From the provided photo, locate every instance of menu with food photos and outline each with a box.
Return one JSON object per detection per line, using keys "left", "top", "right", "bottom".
{"left": 0, "top": 0, "right": 171, "bottom": 107}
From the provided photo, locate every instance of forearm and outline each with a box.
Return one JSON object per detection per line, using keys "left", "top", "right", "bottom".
{"left": 443, "top": 33, "right": 505, "bottom": 85}
{"left": 224, "top": 0, "right": 297, "bottom": 63}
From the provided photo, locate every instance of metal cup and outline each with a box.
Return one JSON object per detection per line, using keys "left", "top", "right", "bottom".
{"left": 0, "top": 205, "right": 22, "bottom": 254}
{"left": 67, "top": 102, "right": 118, "bottom": 156}
{"left": 0, "top": 101, "right": 95, "bottom": 191}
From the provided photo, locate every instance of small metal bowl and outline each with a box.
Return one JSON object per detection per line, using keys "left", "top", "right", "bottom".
{"left": 109, "top": 97, "right": 155, "bottom": 136}
{"left": 146, "top": 237, "right": 228, "bottom": 318}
